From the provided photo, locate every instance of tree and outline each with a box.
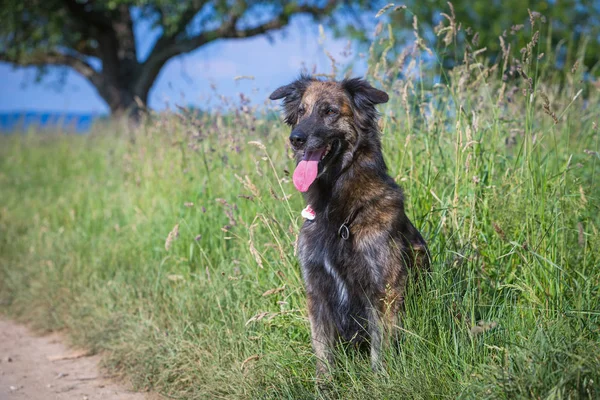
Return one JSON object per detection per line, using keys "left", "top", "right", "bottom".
{"left": 0, "top": 1, "right": 348, "bottom": 117}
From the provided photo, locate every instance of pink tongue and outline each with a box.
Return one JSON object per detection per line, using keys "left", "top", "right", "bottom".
{"left": 293, "top": 149, "right": 325, "bottom": 192}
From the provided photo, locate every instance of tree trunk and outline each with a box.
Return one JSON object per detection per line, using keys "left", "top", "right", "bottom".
{"left": 87, "top": 5, "right": 146, "bottom": 121}
{"left": 107, "top": 91, "right": 143, "bottom": 120}
{"left": 90, "top": 70, "right": 144, "bottom": 121}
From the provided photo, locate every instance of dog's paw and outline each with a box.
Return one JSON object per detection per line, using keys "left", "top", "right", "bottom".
{"left": 370, "top": 358, "right": 390, "bottom": 377}
{"left": 315, "top": 371, "right": 334, "bottom": 396}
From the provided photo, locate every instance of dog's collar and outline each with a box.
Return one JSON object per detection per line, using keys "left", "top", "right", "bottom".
{"left": 302, "top": 204, "right": 361, "bottom": 241}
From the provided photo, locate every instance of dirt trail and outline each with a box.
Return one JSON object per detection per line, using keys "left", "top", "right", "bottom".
{"left": 0, "top": 319, "right": 156, "bottom": 400}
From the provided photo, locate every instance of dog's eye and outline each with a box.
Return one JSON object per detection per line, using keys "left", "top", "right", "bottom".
{"left": 325, "top": 107, "right": 338, "bottom": 116}
{"left": 298, "top": 107, "right": 306, "bottom": 116}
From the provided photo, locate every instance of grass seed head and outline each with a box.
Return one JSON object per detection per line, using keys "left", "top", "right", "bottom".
{"left": 578, "top": 222, "right": 585, "bottom": 248}
{"left": 571, "top": 61, "right": 580, "bottom": 74}
{"left": 375, "top": 3, "right": 395, "bottom": 18}
{"left": 165, "top": 223, "right": 179, "bottom": 251}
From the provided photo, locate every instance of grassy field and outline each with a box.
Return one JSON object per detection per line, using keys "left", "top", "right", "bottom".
{"left": 1, "top": 13, "right": 600, "bottom": 399}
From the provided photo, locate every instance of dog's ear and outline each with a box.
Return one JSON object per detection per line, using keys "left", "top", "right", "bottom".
{"left": 269, "top": 74, "right": 313, "bottom": 100}
{"left": 342, "top": 78, "right": 388, "bottom": 132}
{"left": 342, "top": 78, "right": 389, "bottom": 105}
{"left": 269, "top": 74, "right": 314, "bottom": 126}
{"left": 269, "top": 85, "right": 294, "bottom": 100}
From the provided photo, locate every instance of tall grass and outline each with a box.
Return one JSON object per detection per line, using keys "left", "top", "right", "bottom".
{"left": 1, "top": 5, "right": 599, "bottom": 399}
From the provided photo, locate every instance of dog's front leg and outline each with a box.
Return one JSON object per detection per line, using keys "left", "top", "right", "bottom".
{"left": 307, "top": 295, "right": 335, "bottom": 378}
{"left": 368, "top": 307, "right": 384, "bottom": 372}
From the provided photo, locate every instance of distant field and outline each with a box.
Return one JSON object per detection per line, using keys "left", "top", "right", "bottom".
{"left": 1, "top": 19, "right": 599, "bottom": 399}
{"left": 0, "top": 112, "right": 104, "bottom": 133}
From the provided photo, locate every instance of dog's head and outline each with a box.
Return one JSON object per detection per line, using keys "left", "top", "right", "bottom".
{"left": 269, "top": 75, "right": 388, "bottom": 192}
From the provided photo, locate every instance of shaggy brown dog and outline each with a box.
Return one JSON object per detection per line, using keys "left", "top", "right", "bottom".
{"left": 270, "top": 75, "right": 429, "bottom": 377}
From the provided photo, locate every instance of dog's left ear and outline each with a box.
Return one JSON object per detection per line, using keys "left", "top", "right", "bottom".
{"left": 342, "top": 78, "right": 389, "bottom": 105}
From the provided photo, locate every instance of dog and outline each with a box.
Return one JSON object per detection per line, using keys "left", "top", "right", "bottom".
{"left": 269, "top": 75, "right": 429, "bottom": 377}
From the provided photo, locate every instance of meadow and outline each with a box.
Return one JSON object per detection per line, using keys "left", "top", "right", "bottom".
{"left": 1, "top": 11, "right": 599, "bottom": 399}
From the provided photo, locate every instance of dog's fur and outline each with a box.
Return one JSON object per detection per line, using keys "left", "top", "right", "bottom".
{"left": 270, "top": 75, "right": 429, "bottom": 376}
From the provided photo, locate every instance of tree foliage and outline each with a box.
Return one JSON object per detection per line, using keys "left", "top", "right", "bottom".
{"left": 388, "top": 0, "right": 600, "bottom": 74}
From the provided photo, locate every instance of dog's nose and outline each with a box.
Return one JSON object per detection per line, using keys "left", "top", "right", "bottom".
{"left": 289, "top": 130, "right": 307, "bottom": 148}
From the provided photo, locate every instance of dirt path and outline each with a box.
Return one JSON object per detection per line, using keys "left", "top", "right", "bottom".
{"left": 0, "top": 319, "right": 156, "bottom": 400}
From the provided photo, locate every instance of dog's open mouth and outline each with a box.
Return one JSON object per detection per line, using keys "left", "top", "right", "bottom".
{"left": 293, "top": 142, "right": 334, "bottom": 192}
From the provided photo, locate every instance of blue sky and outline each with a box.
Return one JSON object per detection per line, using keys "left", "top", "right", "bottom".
{"left": 0, "top": 14, "right": 367, "bottom": 114}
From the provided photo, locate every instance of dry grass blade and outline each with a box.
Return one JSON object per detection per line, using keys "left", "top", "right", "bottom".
{"left": 167, "top": 274, "right": 185, "bottom": 282}
{"left": 241, "top": 355, "right": 260, "bottom": 371}
{"left": 47, "top": 350, "right": 90, "bottom": 362}
{"left": 262, "top": 286, "right": 285, "bottom": 297}
{"left": 470, "top": 321, "right": 498, "bottom": 336}
{"left": 245, "top": 312, "right": 269, "bottom": 326}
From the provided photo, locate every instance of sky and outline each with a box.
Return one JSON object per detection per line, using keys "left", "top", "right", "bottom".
{"left": 0, "top": 14, "right": 367, "bottom": 114}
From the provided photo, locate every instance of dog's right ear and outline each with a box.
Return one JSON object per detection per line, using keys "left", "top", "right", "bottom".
{"left": 269, "top": 85, "right": 294, "bottom": 100}
{"left": 269, "top": 74, "right": 313, "bottom": 101}
{"left": 269, "top": 74, "right": 314, "bottom": 126}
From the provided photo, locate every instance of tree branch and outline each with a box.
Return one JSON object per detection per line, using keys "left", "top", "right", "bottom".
{"left": 0, "top": 52, "right": 101, "bottom": 84}
{"left": 169, "top": 0, "right": 211, "bottom": 39}
{"left": 181, "top": 0, "right": 337, "bottom": 52}
{"left": 145, "top": 1, "right": 209, "bottom": 67}
{"left": 136, "top": 0, "right": 337, "bottom": 97}
{"left": 72, "top": 40, "right": 99, "bottom": 58}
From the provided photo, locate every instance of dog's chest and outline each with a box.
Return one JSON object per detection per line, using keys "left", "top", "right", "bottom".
{"left": 297, "top": 220, "right": 374, "bottom": 299}
{"left": 298, "top": 220, "right": 376, "bottom": 340}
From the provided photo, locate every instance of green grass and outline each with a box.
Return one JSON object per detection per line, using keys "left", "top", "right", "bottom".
{"left": 1, "top": 16, "right": 600, "bottom": 399}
